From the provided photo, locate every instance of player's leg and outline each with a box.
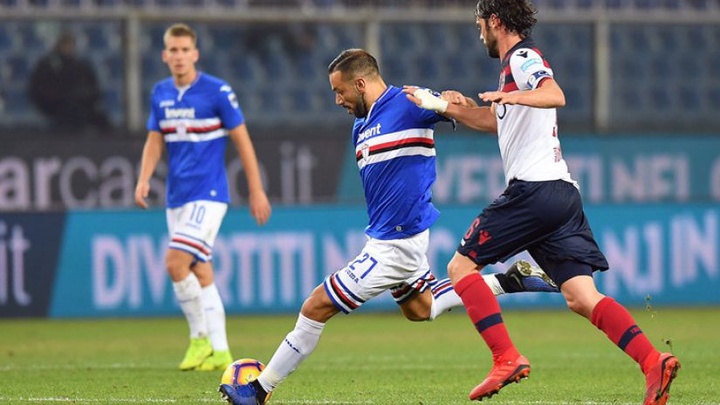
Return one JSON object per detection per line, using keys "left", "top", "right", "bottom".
{"left": 448, "top": 253, "right": 530, "bottom": 401}
{"left": 544, "top": 180, "right": 679, "bottom": 405}
{"left": 167, "top": 248, "right": 212, "bottom": 370}
{"left": 451, "top": 182, "right": 567, "bottom": 400}
{"left": 222, "top": 237, "right": 397, "bottom": 404}
{"left": 195, "top": 261, "right": 233, "bottom": 371}
{"left": 220, "top": 284, "right": 336, "bottom": 405}
{"left": 558, "top": 268, "right": 680, "bottom": 405}
{"left": 167, "top": 201, "right": 227, "bottom": 371}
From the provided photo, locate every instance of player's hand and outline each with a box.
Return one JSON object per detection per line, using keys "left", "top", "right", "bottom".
{"left": 402, "top": 86, "right": 448, "bottom": 113}
{"left": 248, "top": 191, "right": 271, "bottom": 226}
{"left": 134, "top": 182, "right": 150, "bottom": 209}
{"left": 441, "top": 90, "right": 478, "bottom": 107}
{"left": 479, "top": 90, "right": 519, "bottom": 105}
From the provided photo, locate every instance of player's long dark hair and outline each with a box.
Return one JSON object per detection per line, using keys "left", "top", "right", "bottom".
{"left": 475, "top": 0, "right": 537, "bottom": 38}
{"left": 328, "top": 49, "right": 381, "bottom": 79}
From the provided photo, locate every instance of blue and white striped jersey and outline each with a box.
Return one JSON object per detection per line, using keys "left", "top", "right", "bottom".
{"left": 352, "top": 85, "right": 444, "bottom": 240}
{"left": 147, "top": 72, "right": 245, "bottom": 208}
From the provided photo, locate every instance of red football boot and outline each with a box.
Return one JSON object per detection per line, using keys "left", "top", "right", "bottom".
{"left": 469, "top": 354, "right": 530, "bottom": 401}
{"left": 644, "top": 353, "right": 680, "bottom": 405}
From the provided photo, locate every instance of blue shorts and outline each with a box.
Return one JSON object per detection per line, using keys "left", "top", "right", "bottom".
{"left": 457, "top": 180, "right": 609, "bottom": 286}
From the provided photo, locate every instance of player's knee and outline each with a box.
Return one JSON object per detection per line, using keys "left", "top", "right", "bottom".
{"left": 564, "top": 294, "right": 594, "bottom": 319}
{"left": 300, "top": 287, "right": 339, "bottom": 323}
{"left": 447, "top": 256, "right": 474, "bottom": 285}
{"left": 165, "top": 251, "right": 193, "bottom": 281}
{"left": 402, "top": 306, "right": 431, "bottom": 322}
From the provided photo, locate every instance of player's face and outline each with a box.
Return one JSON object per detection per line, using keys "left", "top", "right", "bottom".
{"left": 329, "top": 71, "right": 368, "bottom": 118}
{"left": 477, "top": 17, "right": 499, "bottom": 59}
{"left": 162, "top": 35, "right": 199, "bottom": 79}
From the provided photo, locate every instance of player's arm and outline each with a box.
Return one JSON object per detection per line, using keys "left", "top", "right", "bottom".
{"left": 134, "top": 130, "right": 164, "bottom": 209}
{"left": 404, "top": 86, "right": 497, "bottom": 134}
{"left": 228, "top": 124, "right": 271, "bottom": 226}
{"left": 479, "top": 77, "right": 565, "bottom": 108}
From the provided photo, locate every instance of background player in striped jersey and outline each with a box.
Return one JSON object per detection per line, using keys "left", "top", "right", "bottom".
{"left": 406, "top": 1, "right": 680, "bottom": 403}
{"left": 134, "top": 23, "right": 271, "bottom": 372}
{"left": 219, "top": 48, "right": 558, "bottom": 405}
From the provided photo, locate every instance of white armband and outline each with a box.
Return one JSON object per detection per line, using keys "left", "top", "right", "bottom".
{"left": 413, "top": 88, "right": 449, "bottom": 113}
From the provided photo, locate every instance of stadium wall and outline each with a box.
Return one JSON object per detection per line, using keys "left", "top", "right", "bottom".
{"left": 1, "top": 203, "right": 718, "bottom": 318}
{"left": 2, "top": 133, "right": 720, "bottom": 318}
{"left": 3, "top": 134, "right": 720, "bottom": 211}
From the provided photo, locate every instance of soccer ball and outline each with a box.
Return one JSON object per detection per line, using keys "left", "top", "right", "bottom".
{"left": 220, "top": 358, "right": 265, "bottom": 385}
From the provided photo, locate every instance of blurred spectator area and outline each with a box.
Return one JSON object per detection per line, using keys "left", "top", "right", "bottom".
{"left": 0, "top": 3, "right": 719, "bottom": 134}
{"left": 0, "top": 21, "right": 124, "bottom": 129}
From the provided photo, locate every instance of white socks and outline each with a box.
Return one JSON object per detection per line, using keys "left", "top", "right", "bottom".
{"left": 483, "top": 273, "right": 505, "bottom": 296}
{"left": 427, "top": 275, "right": 504, "bottom": 320}
{"left": 173, "top": 272, "right": 207, "bottom": 339}
{"left": 428, "top": 277, "right": 462, "bottom": 320}
{"left": 257, "top": 314, "right": 325, "bottom": 392}
{"left": 202, "top": 283, "right": 229, "bottom": 352}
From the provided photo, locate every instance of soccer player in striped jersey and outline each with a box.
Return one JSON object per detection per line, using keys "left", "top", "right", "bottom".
{"left": 134, "top": 23, "right": 271, "bottom": 372}
{"left": 406, "top": 1, "right": 680, "bottom": 404}
{"left": 219, "top": 48, "right": 557, "bottom": 405}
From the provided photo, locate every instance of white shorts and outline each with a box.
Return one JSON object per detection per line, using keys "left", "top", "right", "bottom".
{"left": 166, "top": 200, "right": 227, "bottom": 262}
{"left": 323, "top": 229, "right": 437, "bottom": 314}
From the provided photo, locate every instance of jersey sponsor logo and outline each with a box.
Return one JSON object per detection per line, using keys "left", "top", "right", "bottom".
{"left": 165, "top": 107, "right": 196, "bottom": 119}
{"left": 520, "top": 58, "right": 542, "bottom": 72}
{"left": 358, "top": 123, "right": 382, "bottom": 143}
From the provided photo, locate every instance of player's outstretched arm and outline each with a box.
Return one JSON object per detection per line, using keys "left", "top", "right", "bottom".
{"left": 480, "top": 77, "right": 565, "bottom": 108}
{"left": 134, "top": 131, "right": 164, "bottom": 209}
{"left": 229, "top": 124, "right": 272, "bottom": 226}
{"left": 403, "top": 86, "right": 497, "bottom": 134}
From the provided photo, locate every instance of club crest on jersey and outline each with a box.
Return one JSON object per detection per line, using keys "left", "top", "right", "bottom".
{"left": 177, "top": 123, "right": 187, "bottom": 136}
{"left": 361, "top": 143, "right": 370, "bottom": 160}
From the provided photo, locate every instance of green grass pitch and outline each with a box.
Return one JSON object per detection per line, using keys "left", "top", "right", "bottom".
{"left": 1, "top": 307, "right": 718, "bottom": 404}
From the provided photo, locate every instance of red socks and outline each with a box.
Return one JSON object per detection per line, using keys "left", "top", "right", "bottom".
{"left": 455, "top": 273, "right": 519, "bottom": 362}
{"left": 591, "top": 297, "right": 660, "bottom": 373}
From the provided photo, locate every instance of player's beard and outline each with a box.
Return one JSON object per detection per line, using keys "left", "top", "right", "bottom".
{"left": 353, "top": 92, "right": 368, "bottom": 118}
{"left": 483, "top": 31, "right": 500, "bottom": 59}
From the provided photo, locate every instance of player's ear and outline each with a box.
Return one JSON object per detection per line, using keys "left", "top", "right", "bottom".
{"left": 355, "top": 77, "right": 366, "bottom": 92}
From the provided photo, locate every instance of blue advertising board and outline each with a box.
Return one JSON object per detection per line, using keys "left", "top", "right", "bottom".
{"left": 339, "top": 134, "right": 720, "bottom": 205}
{"left": 46, "top": 204, "right": 720, "bottom": 318}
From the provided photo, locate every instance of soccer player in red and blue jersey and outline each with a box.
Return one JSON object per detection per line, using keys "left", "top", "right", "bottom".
{"left": 406, "top": 1, "right": 680, "bottom": 404}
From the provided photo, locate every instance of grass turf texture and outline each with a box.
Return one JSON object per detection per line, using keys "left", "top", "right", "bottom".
{"left": 1, "top": 308, "right": 718, "bottom": 404}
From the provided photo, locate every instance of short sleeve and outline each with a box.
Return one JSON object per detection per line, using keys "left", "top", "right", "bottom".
{"left": 509, "top": 48, "right": 554, "bottom": 91}
{"left": 216, "top": 84, "right": 245, "bottom": 129}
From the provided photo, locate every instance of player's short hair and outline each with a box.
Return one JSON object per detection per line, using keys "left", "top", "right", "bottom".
{"left": 328, "top": 49, "right": 381, "bottom": 81}
{"left": 164, "top": 23, "right": 197, "bottom": 47}
{"left": 475, "top": 0, "right": 537, "bottom": 38}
